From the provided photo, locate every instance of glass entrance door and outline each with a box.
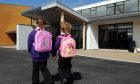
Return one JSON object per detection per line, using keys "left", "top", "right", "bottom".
{"left": 108, "top": 29, "right": 118, "bottom": 48}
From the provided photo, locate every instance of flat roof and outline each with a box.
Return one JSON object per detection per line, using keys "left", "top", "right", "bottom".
{"left": 22, "top": 1, "right": 88, "bottom": 25}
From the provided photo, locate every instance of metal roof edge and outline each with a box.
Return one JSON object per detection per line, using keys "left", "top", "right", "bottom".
{"left": 89, "top": 12, "right": 140, "bottom": 23}
{"left": 22, "top": 0, "right": 58, "bottom": 16}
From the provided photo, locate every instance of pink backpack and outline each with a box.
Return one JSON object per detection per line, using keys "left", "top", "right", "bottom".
{"left": 34, "top": 29, "right": 52, "bottom": 52}
{"left": 59, "top": 34, "right": 76, "bottom": 58}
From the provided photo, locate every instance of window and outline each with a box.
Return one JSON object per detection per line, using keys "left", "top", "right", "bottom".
{"left": 90, "top": 7, "right": 97, "bottom": 17}
{"left": 71, "top": 25, "right": 83, "bottom": 49}
{"left": 107, "top": 4, "right": 115, "bottom": 15}
{"left": 100, "top": 25, "right": 108, "bottom": 30}
{"left": 124, "top": 0, "right": 138, "bottom": 13}
{"left": 116, "top": 2, "right": 124, "bottom": 14}
{"left": 108, "top": 25, "right": 114, "bottom": 29}
{"left": 81, "top": 8, "right": 90, "bottom": 18}
{"left": 97, "top": 5, "right": 106, "bottom": 17}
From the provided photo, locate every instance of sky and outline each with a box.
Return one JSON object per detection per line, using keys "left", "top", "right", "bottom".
{"left": 0, "top": 0, "right": 103, "bottom": 8}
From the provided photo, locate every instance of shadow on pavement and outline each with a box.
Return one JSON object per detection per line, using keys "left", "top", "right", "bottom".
{"left": 40, "top": 72, "right": 82, "bottom": 84}
{"left": 52, "top": 72, "right": 82, "bottom": 81}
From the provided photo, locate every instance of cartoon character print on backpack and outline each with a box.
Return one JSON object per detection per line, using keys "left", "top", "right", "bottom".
{"left": 43, "top": 38, "right": 49, "bottom": 48}
{"left": 59, "top": 34, "right": 76, "bottom": 58}
{"left": 66, "top": 44, "right": 74, "bottom": 55}
{"left": 34, "top": 29, "right": 52, "bottom": 52}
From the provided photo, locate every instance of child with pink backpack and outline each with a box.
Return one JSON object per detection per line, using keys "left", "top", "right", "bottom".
{"left": 28, "top": 17, "right": 54, "bottom": 84}
{"left": 53, "top": 21, "right": 76, "bottom": 84}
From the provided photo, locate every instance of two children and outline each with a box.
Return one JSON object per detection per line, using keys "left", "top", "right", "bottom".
{"left": 28, "top": 17, "right": 75, "bottom": 84}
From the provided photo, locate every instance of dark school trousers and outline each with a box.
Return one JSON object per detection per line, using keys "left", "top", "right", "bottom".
{"left": 32, "top": 61, "right": 53, "bottom": 84}
{"left": 58, "top": 56, "right": 73, "bottom": 83}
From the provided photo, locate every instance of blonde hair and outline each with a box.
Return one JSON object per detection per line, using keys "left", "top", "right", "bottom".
{"left": 60, "top": 21, "right": 71, "bottom": 33}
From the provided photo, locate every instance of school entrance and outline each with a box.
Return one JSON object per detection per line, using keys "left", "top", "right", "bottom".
{"left": 99, "top": 22, "right": 133, "bottom": 50}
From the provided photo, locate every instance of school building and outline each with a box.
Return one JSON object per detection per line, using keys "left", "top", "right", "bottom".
{"left": 20, "top": 0, "right": 140, "bottom": 51}
{"left": 0, "top": 3, "right": 31, "bottom": 46}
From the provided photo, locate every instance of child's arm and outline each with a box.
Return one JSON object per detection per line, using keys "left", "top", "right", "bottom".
{"left": 27, "top": 32, "right": 34, "bottom": 53}
{"left": 55, "top": 36, "right": 62, "bottom": 51}
{"left": 51, "top": 36, "right": 62, "bottom": 57}
{"left": 50, "top": 40, "right": 57, "bottom": 56}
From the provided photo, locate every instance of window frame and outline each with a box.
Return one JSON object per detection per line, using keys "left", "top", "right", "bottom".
{"left": 90, "top": 7, "right": 97, "bottom": 18}
{"left": 106, "top": 3, "right": 115, "bottom": 16}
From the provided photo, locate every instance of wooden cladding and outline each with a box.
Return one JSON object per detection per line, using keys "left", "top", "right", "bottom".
{"left": 0, "top": 4, "right": 31, "bottom": 46}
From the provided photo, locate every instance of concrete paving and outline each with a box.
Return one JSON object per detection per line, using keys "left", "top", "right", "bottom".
{"left": 0, "top": 47, "right": 140, "bottom": 84}
{"left": 1, "top": 46, "right": 140, "bottom": 63}
{"left": 76, "top": 49, "right": 140, "bottom": 63}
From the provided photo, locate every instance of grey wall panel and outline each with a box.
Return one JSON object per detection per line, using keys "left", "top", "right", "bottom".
{"left": 16, "top": 24, "right": 33, "bottom": 50}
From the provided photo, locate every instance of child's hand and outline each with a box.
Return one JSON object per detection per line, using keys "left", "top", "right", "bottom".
{"left": 52, "top": 56, "right": 57, "bottom": 60}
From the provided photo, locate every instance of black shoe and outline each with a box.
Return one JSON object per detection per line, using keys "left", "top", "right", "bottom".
{"left": 66, "top": 78, "right": 74, "bottom": 84}
{"left": 32, "top": 82, "right": 39, "bottom": 84}
{"left": 39, "top": 81, "right": 45, "bottom": 84}
{"left": 61, "top": 79, "right": 67, "bottom": 84}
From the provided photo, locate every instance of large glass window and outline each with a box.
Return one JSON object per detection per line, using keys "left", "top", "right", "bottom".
{"left": 99, "top": 22, "right": 133, "bottom": 49}
{"left": 97, "top": 5, "right": 106, "bottom": 17}
{"left": 124, "top": 0, "right": 138, "bottom": 13}
{"left": 116, "top": 2, "right": 124, "bottom": 14}
{"left": 90, "top": 7, "right": 97, "bottom": 18}
{"left": 71, "top": 25, "right": 83, "bottom": 49}
{"left": 107, "top": 4, "right": 115, "bottom": 15}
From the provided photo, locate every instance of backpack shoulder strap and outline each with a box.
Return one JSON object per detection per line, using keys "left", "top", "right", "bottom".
{"left": 33, "top": 30, "right": 37, "bottom": 46}
{"left": 67, "top": 34, "right": 71, "bottom": 37}
{"left": 46, "top": 31, "right": 52, "bottom": 35}
{"left": 57, "top": 35, "right": 63, "bottom": 38}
